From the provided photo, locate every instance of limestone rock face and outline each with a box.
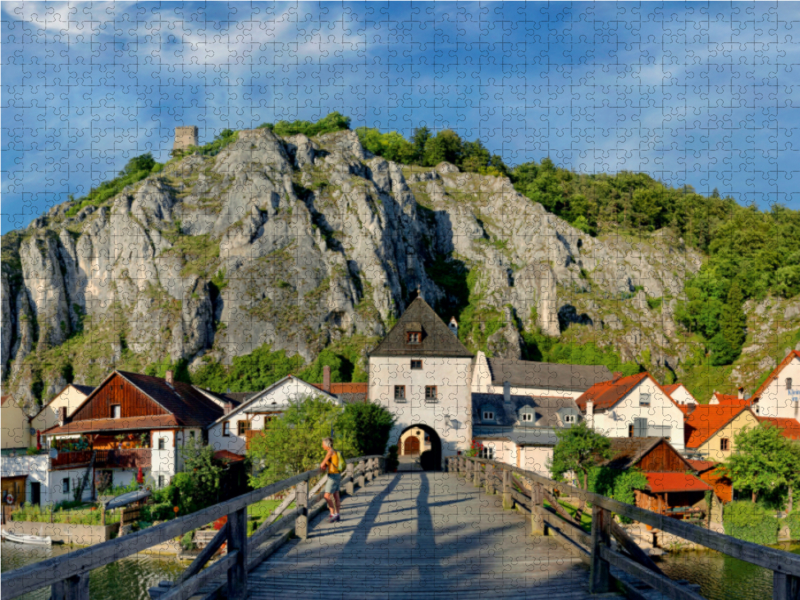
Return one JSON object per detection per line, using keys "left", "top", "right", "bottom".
{"left": 2, "top": 128, "right": 711, "bottom": 398}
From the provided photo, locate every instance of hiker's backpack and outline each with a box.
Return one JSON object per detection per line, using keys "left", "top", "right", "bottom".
{"left": 334, "top": 451, "right": 346, "bottom": 475}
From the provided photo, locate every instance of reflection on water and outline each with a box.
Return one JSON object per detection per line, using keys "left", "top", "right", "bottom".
{"left": 1, "top": 541, "right": 184, "bottom": 600}
{"left": 656, "top": 542, "right": 800, "bottom": 600}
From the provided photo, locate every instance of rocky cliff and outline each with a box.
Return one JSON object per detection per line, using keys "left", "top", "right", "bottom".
{"left": 8, "top": 127, "right": 792, "bottom": 407}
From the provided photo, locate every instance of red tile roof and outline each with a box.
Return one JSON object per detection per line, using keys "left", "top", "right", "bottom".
{"left": 575, "top": 372, "right": 650, "bottom": 412}
{"left": 752, "top": 350, "right": 800, "bottom": 400}
{"left": 684, "top": 404, "right": 755, "bottom": 448}
{"left": 214, "top": 450, "right": 245, "bottom": 463}
{"left": 576, "top": 372, "right": 678, "bottom": 412}
{"left": 311, "top": 383, "right": 368, "bottom": 394}
{"left": 645, "top": 472, "right": 712, "bottom": 493}
{"left": 1, "top": 395, "right": 11, "bottom": 406}
{"left": 686, "top": 459, "right": 718, "bottom": 473}
{"left": 712, "top": 392, "right": 753, "bottom": 406}
{"left": 42, "top": 415, "right": 179, "bottom": 435}
{"left": 758, "top": 417, "right": 800, "bottom": 440}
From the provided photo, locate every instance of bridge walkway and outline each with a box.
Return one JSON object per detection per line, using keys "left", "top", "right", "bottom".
{"left": 247, "top": 472, "right": 617, "bottom": 600}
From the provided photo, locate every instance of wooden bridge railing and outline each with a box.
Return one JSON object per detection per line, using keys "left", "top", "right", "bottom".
{"left": 448, "top": 456, "right": 800, "bottom": 600}
{"left": 1, "top": 455, "right": 385, "bottom": 600}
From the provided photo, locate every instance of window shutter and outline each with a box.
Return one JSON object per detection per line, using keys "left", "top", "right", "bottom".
{"left": 633, "top": 417, "right": 648, "bottom": 437}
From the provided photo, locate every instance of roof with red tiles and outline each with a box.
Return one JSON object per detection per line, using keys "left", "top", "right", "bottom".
{"left": 684, "top": 404, "right": 756, "bottom": 449}
{"left": 645, "top": 472, "right": 712, "bottom": 493}
{"left": 214, "top": 450, "right": 245, "bottom": 463}
{"left": 758, "top": 417, "right": 800, "bottom": 440}
{"left": 42, "top": 414, "right": 180, "bottom": 436}
{"left": 712, "top": 392, "right": 754, "bottom": 406}
{"left": 575, "top": 372, "right": 678, "bottom": 412}
{"left": 686, "top": 459, "right": 718, "bottom": 473}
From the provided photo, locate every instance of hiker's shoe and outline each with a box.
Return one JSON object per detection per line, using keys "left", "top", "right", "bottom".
{"left": 333, "top": 514, "right": 341, "bottom": 523}
{"left": 328, "top": 514, "right": 336, "bottom": 523}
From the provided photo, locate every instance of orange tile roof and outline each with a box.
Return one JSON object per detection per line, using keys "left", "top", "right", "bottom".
{"left": 1, "top": 395, "right": 10, "bottom": 406}
{"left": 311, "top": 383, "right": 368, "bottom": 394}
{"left": 645, "top": 472, "right": 712, "bottom": 493}
{"left": 758, "top": 417, "right": 800, "bottom": 440}
{"left": 684, "top": 404, "right": 755, "bottom": 448}
{"left": 42, "top": 415, "right": 180, "bottom": 435}
{"left": 752, "top": 350, "right": 800, "bottom": 400}
{"left": 712, "top": 392, "right": 754, "bottom": 406}
{"left": 677, "top": 405, "right": 690, "bottom": 415}
{"left": 686, "top": 459, "right": 718, "bottom": 473}
{"left": 576, "top": 372, "right": 649, "bottom": 411}
{"left": 214, "top": 450, "right": 245, "bottom": 462}
{"left": 663, "top": 384, "right": 681, "bottom": 395}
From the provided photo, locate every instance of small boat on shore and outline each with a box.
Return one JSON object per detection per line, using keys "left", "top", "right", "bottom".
{"left": 1, "top": 529, "right": 53, "bottom": 546}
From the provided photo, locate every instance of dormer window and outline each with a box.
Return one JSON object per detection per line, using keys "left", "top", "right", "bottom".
{"left": 483, "top": 410, "right": 495, "bottom": 421}
{"left": 407, "top": 332, "right": 421, "bottom": 344}
{"left": 521, "top": 413, "right": 534, "bottom": 422}
{"left": 564, "top": 414, "right": 576, "bottom": 424}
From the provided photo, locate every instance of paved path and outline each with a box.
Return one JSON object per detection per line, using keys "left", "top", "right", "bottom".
{"left": 247, "top": 472, "right": 617, "bottom": 599}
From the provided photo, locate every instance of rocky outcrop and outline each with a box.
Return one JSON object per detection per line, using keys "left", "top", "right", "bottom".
{"left": 2, "top": 128, "right": 709, "bottom": 397}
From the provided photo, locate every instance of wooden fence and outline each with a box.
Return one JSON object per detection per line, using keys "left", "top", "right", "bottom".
{"left": 448, "top": 456, "right": 800, "bottom": 600}
{"left": 1, "top": 455, "right": 384, "bottom": 600}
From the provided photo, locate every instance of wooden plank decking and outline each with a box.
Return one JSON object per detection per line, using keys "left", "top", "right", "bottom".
{"left": 247, "top": 472, "right": 618, "bottom": 599}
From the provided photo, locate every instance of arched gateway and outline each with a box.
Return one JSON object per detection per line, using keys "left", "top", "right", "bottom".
{"left": 368, "top": 296, "right": 474, "bottom": 466}
{"left": 397, "top": 424, "right": 442, "bottom": 471}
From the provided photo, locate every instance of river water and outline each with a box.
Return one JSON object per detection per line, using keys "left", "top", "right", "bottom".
{"left": 2, "top": 539, "right": 799, "bottom": 599}
{"left": 0, "top": 541, "right": 183, "bottom": 600}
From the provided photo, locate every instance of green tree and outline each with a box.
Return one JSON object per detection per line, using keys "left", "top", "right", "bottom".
{"left": 423, "top": 129, "right": 463, "bottom": 166}
{"left": 337, "top": 402, "right": 396, "bottom": 456}
{"left": 120, "top": 153, "right": 156, "bottom": 176}
{"left": 247, "top": 397, "right": 356, "bottom": 488}
{"left": 411, "top": 127, "right": 432, "bottom": 162}
{"left": 720, "top": 423, "right": 800, "bottom": 503}
{"left": 549, "top": 422, "right": 612, "bottom": 493}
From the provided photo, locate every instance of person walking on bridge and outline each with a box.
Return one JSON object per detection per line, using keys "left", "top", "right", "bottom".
{"left": 320, "top": 437, "right": 344, "bottom": 522}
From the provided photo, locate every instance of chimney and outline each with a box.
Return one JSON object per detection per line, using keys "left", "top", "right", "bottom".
{"left": 58, "top": 407, "right": 67, "bottom": 426}
{"left": 224, "top": 401, "right": 233, "bottom": 415}
{"left": 449, "top": 317, "right": 458, "bottom": 337}
{"left": 323, "top": 365, "right": 331, "bottom": 393}
{"left": 687, "top": 403, "right": 697, "bottom": 416}
{"left": 165, "top": 370, "right": 174, "bottom": 385}
{"left": 738, "top": 387, "right": 744, "bottom": 400}
{"left": 503, "top": 381, "right": 511, "bottom": 403}
{"left": 586, "top": 400, "right": 594, "bottom": 428}
{"left": 612, "top": 372, "right": 623, "bottom": 382}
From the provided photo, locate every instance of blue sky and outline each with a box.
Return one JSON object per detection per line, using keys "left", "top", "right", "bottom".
{"left": 3, "top": 2, "right": 800, "bottom": 233}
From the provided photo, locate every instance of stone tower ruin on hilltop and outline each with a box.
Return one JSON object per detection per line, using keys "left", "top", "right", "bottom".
{"left": 173, "top": 126, "right": 198, "bottom": 151}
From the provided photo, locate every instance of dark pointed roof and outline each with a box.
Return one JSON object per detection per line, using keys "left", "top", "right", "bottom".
{"left": 370, "top": 297, "right": 473, "bottom": 358}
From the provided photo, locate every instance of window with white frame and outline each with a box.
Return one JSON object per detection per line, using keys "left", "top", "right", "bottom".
{"left": 564, "top": 414, "right": 576, "bottom": 424}
{"left": 158, "top": 437, "right": 166, "bottom": 450}
{"left": 521, "top": 412, "right": 534, "bottom": 422}
{"left": 639, "top": 393, "right": 651, "bottom": 407}
{"left": 483, "top": 410, "right": 495, "bottom": 421}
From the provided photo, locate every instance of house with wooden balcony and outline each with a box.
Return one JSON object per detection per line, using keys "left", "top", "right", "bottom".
{"left": 42, "top": 370, "right": 223, "bottom": 502}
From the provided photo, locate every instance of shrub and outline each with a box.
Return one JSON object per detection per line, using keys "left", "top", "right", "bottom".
{"left": 784, "top": 511, "right": 800, "bottom": 540}
{"left": 723, "top": 501, "right": 778, "bottom": 545}
{"left": 180, "top": 530, "right": 195, "bottom": 551}
{"left": 385, "top": 445, "right": 399, "bottom": 473}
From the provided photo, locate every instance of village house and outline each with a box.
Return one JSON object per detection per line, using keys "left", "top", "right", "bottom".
{"left": 369, "top": 296, "right": 474, "bottom": 467}
{"left": 30, "top": 384, "right": 95, "bottom": 436}
{"left": 749, "top": 350, "right": 800, "bottom": 420}
{"left": 471, "top": 352, "right": 612, "bottom": 399}
{"left": 683, "top": 403, "right": 760, "bottom": 462}
{"left": 603, "top": 437, "right": 712, "bottom": 519}
{"left": 687, "top": 458, "right": 733, "bottom": 505}
{"left": 575, "top": 372, "right": 686, "bottom": 451}
{"left": 1, "top": 396, "right": 31, "bottom": 450}
{"left": 206, "top": 374, "right": 342, "bottom": 457}
{"left": 472, "top": 386, "right": 583, "bottom": 476}
{"left": 663, "top": 383, "right": 697, "bottom": 406}
{"left": 41, "top": 370, "right": 224, "bottom": 503}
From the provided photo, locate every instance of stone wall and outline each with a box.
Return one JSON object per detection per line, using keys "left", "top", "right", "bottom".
{"left": 173, "top": 126, "right": 198, "bottom": 150}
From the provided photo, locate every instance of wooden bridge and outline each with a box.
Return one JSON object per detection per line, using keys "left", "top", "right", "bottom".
{"left": 3, "top": 455, "right": 800, "bottom": 600}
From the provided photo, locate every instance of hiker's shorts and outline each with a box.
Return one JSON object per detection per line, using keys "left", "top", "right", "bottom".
{"left": 325, "top": 473, "right": 342, "bottom": 494}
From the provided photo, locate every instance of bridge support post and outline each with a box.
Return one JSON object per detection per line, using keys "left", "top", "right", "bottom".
{"left": 530, "top": 483, "right": 547, "bottom": 536}
{"left": 590, "top": 505, "right": 612, "bottom": 594}
{"left": 51, "top": 572, "right": 89, "bottom": 600}
{"left": 227, "top": 507, "right": 248, "bottom": 600}
{"left": 486, "top": 464, "right": 495, "bottom": 495}
{"left": 502, "top": 468, "right": 513, "bottom": 509}
{"left": 346, "top": 462, "right": 355, "bottom": 496}
{"left": 773, "top": 572, "right": 800, "bottom": 600}
{"left": 358, "top": 460, "right": 366, "bottom": 489}
{"left": 296, "top": 481, "right": 309, "bottom": 541}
